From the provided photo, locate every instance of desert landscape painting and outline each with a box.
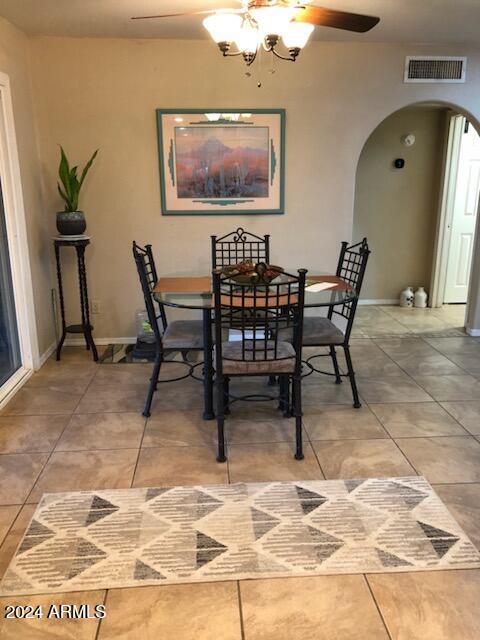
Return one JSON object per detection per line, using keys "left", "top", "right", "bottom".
{"left": 175, "top": 126, "right": 269, "bottom": 199}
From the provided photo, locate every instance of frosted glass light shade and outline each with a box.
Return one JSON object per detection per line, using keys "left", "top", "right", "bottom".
{"left": 250, "top": 6, "right": 295, "bottom": 36}
{"left": 282, "top": 22, "right": 315, "bottom": 49}
{"left": 203, "top": 13, "right": 242, "bottom": 43}
{"left": 236, "top": 21, "right": 259, "bottom": 54}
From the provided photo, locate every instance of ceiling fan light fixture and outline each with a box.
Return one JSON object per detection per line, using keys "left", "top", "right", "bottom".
{"left": 132, "top": 3, "right": 380, "bottom": 74}
{"left": 281, "top": 21, "right": 314, "bottom": 49}
{"left": 249, "top": 6, "right": 295, "bottom": 38}
{"left": 203, "top": 13, "right": 242, "bottom": 44}
{"left": 235, "top": 20, "right": 260, "bottom": 54}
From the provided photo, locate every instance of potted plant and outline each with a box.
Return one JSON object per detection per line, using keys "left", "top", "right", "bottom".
{"left": 56, "top": 147, "right": 98, "bottom": 235}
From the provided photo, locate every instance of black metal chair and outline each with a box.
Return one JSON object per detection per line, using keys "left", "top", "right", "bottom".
{"left": 213, "top": 268, "right": 307, "bottom": 463}
{"left": 132, "top": 242, "right": 205, "bottom": 417}
{"left": 304, "top": 238, "right": 370, "bottom": 408}
{"left": 211, "top": 228, "right": 270, "bottom": 268}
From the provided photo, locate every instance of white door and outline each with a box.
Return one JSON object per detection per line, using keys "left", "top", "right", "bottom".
{"left": 444, "top": 119, "right": 480, "bottom": 303}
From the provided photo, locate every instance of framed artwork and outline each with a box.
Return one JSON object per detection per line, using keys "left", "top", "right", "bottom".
{"left": 156, "top": 109, "right": 285, "bottom": 215}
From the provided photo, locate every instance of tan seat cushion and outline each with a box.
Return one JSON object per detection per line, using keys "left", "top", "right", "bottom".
{"left": 302, "top": 317, "right": 345, "bottom": 345}
{"left": 163, "top": 320, "right": 204, "bottom": 350}
{"left": 220, "top": 340, "right": 296, "bottom": 375}
{"left": 279, "top": 317, "right": 345, "bottom": 345}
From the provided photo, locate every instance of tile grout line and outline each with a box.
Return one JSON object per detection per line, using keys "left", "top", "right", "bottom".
{"left": 309, "top": 433, "right": 477, "bottom": 442}
{"left": 367, "top": 338, "right": 479, "bottom": 452}
{"left": 363, "top": 574, "right": 394, "bottom": 640}
{"left": 309, "top": 439, "right": 327, "bottom": 479}
{"left": 390, "top": 437, "right": 421, "bottom": 477}
{"left": 130, "top": 416, "right": 149, "bottom": 489}
{"left": 359, "top": 399, "right": 392, "bottom": 440}
{"left": 236, "top": 581, "right": 246, "bottom": 640}
{"left": 22, "top": 361, "right": 101, "bottom": 505}
{"left": 380, "top": 307, "right": 467, "bottom": 338}
{"left": 370, "top": 401, "right": 471, "bottom": 439}
{"left": 437, "top": 400, "right": 479, "bottom": 435}
{"left": 423, "top": 334, "right": 480, "bottom": 377}
{"left": 94, "top": 589, "right": 109, "bottom": 640}
{"left": 226, "top": 440, "right": 232, "bottom": 484}
{"left": 371, "top": 335, "right": 437, "bottom": 398}
{"left": 347, "top": 340, "right": 428, "bottom": 474}
{"left": 0, "top": 505, "right": 25, "bottom": 572}
{"left": 373, "top": 335, "right": 480, "bottom": 399}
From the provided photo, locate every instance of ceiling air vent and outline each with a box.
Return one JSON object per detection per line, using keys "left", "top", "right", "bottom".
{"left": 404, "top": 56, "right": 467, "bottom": 83}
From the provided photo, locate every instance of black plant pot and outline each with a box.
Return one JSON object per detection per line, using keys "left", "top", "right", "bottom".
{"left": 56, "top": 211, "right": 86, "bottom": 236}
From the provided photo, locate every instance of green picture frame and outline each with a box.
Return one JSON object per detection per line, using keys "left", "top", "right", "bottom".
{"left": 156, "top": 108, "right": 285, "bottom": 216}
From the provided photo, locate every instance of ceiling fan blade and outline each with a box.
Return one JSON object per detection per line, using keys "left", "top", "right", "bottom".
{"left": 132, "top": 9, "right": 242, "bottom": 20}
{"left": 293, "top": 6, "right": 380, "bottom": 33}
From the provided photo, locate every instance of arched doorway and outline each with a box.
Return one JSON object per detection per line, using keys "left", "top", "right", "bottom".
{"left": 353, "top": 101, "right": 480, "bottom": 335}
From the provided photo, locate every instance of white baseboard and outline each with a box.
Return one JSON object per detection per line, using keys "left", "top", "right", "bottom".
{"left": 0, "top": 367, "right": 33, "bottom": 411}
{"left": 466, "top": 327, "right": 480, "bottom": 337}
{"left": 359, "top": 299, "right": 398, "bottom": 306}
{"left": 64, "top": 336, "right": 136, "bottom": 347}
{"left": 37, "top": 341, "right": 56, "bottom": 370}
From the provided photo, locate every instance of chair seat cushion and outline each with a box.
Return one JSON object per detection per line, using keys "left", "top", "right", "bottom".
{"left": 163, "top": 320, "right": 204, "bottom": 350}
{"left": 278, "top": 317, "right": 345, "bottom": 345}
{"left": 220, "top": 340, "right": 296, "bottom": 375}
{"left": 302, "top": 317, "right": 345, "bottom": 345}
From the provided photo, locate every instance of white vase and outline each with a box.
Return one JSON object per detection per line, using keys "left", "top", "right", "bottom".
{"left": 400, "top": 286, "right": 414, "bottom": 308}
{"left": 414, "top": 287, "right": 428, "bottom": 308}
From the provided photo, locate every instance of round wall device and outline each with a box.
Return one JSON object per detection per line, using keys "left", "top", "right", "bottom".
{"left": 394, "top": 158, "right": 405, "bottom": 169}
{"left": 402, "top": 134, "right": 416, "bottom": 147}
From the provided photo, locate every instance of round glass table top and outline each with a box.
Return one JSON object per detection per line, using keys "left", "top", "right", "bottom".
{"left": 154, "top": 273, "right": 356, "bottom": 310}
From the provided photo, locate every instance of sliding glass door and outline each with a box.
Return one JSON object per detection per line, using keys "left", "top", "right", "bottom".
{"left": 0, "top": 179, "right": 21, "bottom": 387}
{"left": 0, "top": 72, "right": 35, "bottom": 404}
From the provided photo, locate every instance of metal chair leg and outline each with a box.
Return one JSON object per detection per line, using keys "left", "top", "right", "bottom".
{"left": 330, "top": 345, "right": 342, "bottom": 384}
{"left": 278, "top": 375, "right": 290, "bottom": 417}
{"left": 293, "top": 376, "right": 304, "bottom": 460}
{"left": 224, "top": 377, "right": 230, "bottom": 415}
{"left": 278, "top": 375, "right": 284, "bottom": 411}
{"left": 290, "top": 375, "right": 297, "bottom": 418}
{"left": 284, "top": 376, "right": 291, "bottom": 418}
{"left": 216, "top": 376, "right": 227, "bottom": 462}
{"left": 343, "top": 345, "right": 361, "bottom": 409}
{"left": 143, "top": 355, "right": 162, "bottom": 417}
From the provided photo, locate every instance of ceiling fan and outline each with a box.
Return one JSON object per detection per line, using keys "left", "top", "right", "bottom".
{"left": 132, "top": 1, "right": 380, "bottom": 67}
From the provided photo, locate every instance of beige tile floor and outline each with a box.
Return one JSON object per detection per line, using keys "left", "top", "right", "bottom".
{"left": 1, "top": 305, "right": 480, "bottom": 638}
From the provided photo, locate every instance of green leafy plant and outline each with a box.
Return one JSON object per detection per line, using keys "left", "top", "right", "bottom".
{"left": 57, "top": 147, "right": 98, "bottom": 212}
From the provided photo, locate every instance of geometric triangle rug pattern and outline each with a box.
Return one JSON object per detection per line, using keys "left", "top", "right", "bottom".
{"left": 1, "top": 476, "right": 479, "bottom": 596}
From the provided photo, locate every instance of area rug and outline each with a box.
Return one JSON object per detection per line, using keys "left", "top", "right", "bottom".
{"left": 1, "top": 477, "right": 479, "bottom": 595}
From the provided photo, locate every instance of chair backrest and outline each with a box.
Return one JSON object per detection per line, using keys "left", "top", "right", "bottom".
{"left": 132, "top": 242, "right": 167, "bottom": 344}
{"left": 211, "top": 227, "right": 270, "bottom": 268}
{"left": 329, "top": 237, "right": 370, "bottom": 340}
{"left": 212, "top": 269, "right": 307, "bottom": 376}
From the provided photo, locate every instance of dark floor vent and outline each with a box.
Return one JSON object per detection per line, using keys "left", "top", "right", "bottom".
{"left": 404, "top": 56, "right": 466, "bottom": 83}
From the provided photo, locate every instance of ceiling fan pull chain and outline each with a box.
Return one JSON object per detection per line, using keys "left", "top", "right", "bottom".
{"left": 269, "top": 50, "right": 277, "bottom": 75}
{"left": 257, "top": 47, "right": 263, "bottom": 87}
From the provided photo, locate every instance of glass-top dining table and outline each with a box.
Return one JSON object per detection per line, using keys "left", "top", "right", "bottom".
{"left": 154, "top": 273, "right": 357, "bottom": 420}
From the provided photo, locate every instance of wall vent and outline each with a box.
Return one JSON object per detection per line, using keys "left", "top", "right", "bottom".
{"left": 404, "top": 56, "right": 467, "bottom": 83}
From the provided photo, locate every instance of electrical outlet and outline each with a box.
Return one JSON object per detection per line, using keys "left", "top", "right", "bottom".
{"left": 91, "top": 300, "right": 101, "bottom": 314}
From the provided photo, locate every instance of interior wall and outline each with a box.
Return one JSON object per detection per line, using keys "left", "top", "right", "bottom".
{"left": 0, "top": 17, "right": 53, "bottom": 360}
{"left": 28, "top": 36, "right": 480, "bottom": 338}
{"left": 353, "top": 106, "right": 448, "bottom": 301}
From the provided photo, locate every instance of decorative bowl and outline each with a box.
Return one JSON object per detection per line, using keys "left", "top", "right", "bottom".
{"left": 223, "top": 261, "right": 284, "bottom": 285}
